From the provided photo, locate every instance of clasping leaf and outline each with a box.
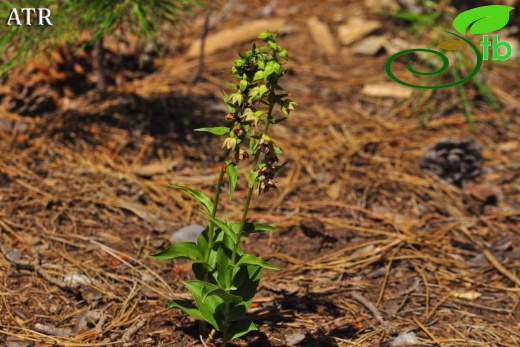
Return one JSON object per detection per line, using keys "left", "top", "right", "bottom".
{"left": 170, "top": 185, "right": 214, "bottom": 213}
{"left": 149, "top": 242, "right": 203, "bottom": 262}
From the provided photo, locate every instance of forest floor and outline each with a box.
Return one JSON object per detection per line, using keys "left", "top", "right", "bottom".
{"left": 1, "top": 0, "right": 520, "bottom": 346}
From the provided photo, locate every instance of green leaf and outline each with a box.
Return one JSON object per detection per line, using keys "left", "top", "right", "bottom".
{"left": 195, "top": 127, "right": 230, "bottom": 136}
{"left": 248, "top": 170, "right": 257, "bottom": 189}
{"left": 184, "top": 280, "right": 224, "bottom": 330}
{"left": 224, "top": 226, "right": 244, "bottom": 256}
{"left": 264, "top": 64, "right": 274, "bottom": 80}
{"left": 236, "top": 254, "right": 282, "bottom": 270}
{"left": 196, "top": 227, "right": 210, "bottom": 254}
{"left": 267, "top": 40, "right": 277, "bottom": 51}
{"left": 200, "top": 281, "right": 243, "bottom": 304}
{"left": 248, "top": 86, "right": 260, "bottom": 103}
{"left": 243, "top": 222, "right": 276, "bottom": 234}
{"left": 273, "top": 83, "right": 285, "bottom": 91}
{"left": 149, "top": 242, "right": 203, "bottom": 262}
{"left": 270, "top": 117, "right": 288, "bottom": 124}
{"left": 258, "top": 31, "right": 270, "bottom": 40}
{"left": 225, "top": 302, "right": 248, "bottom": 322}
{"left": 226, "top": 161, "right": 238, "bottom": 199}
{"left": 281, "top": 99, "right": 296, "bottom": 116}
{"left": 272, "top": 61, "right": 282, "bottom": 75}
{"left": 199, "top": 210, "right": 237, "bottom": 243}
{"left": 275, "top": 162, "right": 288, "bottom": 170}
{"left": 230, "top": 264, "right": 262, "bottom": 315}
{"left": 239, "top": 79, "right": 248, "bottom": 92}
{"left": 258, "top": 84, "right": 269, "bottom": 98}
{"left": 453, "top": 5, "right": 514, "bottom": 35}
{"left": 167, "top": 299, "right": 205, "bottom": 321}
{"left": 215, "top": 239, "right": 233, "bottom": 289}
{"left": 170, "top": 185, "right": 214, "bottom": 213}
{"left": 249, "top": 137, "right": 257, "bottom": 154}
{"left": 193, "top": 229, "right": 218, "bottom": 278}
{"left": 279, "top": 49, "right": 288, "bottom": 60}
{"left": 232, "top": 93, "right": 244, "bottom": 106}
{"left": 253, "top": 70, "right": 264, "bottom": 81}
{"left": 225, "top": 318, "right": 257, "bottom": 341}
{"left": 192, "top": 262, "right": 209, "bottom": 282}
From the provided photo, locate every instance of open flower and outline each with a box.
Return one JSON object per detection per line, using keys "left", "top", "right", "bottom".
{"left": 222, "top": 137, "right": 238, "bottom": 151}
{"left": 258, "top": 135, "right": 279, "bottom": 164}
{"left": 256, "top": 165, "right": 278, "bottom": 194}
{"left": 225, "top": 112, "right": 235, "bottom": 122}
{"left": 233, "top": 124, "right": 244, "bottom": 137}
{"left": 235, "top": 148, "right": 249, "bottom": 162}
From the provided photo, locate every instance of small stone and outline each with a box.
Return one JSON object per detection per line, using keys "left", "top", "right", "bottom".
{"left": 170, "top": 224, "right": 205, "bottom": 243}
{"left": 393, "top": 331, "right": 418, "bottom": 346}
{"left": 285, "top": 332, "right": 306, "bottom": 346}
{"left": 63, "top": 272, "right": 92, "bottom": 288}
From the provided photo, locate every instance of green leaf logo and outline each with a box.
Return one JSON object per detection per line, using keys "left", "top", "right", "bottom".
{"left": 453, "top": 5, "right": 514, "bottom": 35}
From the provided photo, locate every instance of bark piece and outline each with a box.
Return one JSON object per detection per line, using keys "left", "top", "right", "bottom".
{"left": 186, "top": 18, "right": 286, "bottom": 58}
{"left": 307, "top": 17, "right": 338, "bottom": 55}
{"left": 360, "top": 83, "right": 412, "bottom": 98}
{"left": 338, "top": 18, "right": 382, "bottom": 45}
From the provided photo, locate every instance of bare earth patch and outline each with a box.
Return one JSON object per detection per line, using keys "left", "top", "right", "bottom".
{"left": 1, "top": 1, "right": 520, "bottom": 346}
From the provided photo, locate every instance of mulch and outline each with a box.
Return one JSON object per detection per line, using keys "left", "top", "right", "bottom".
{"left": 1, "top": 1, "right": 520, "bottom": 346}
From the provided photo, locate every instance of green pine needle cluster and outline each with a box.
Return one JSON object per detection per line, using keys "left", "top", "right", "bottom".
{"left": 0, "top": 0, "right": 202, "bottom": 77}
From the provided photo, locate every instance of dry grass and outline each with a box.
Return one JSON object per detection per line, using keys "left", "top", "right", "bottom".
{"left": 1, "top": 1, "right": 520, "bottom": 346}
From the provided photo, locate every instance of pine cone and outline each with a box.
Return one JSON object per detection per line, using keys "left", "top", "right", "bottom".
{"left": 420, "top": 138, "right": 482, "bottom": 187}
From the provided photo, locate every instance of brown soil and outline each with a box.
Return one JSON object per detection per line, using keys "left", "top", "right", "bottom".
{"left": 1, "top": 1, "right": 520, "bottom": 346}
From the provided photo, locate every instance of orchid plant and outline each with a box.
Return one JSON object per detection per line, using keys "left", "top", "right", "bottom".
{"left": 151, "top": 31, "right": 296, "bottom": 346}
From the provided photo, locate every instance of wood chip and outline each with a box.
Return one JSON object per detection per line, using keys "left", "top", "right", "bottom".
{"left": 326, "top": 181, "right": 342, "bottom": 200}
{"left": 33, "top": 323, "right": 72, "bottom": 337}
{"left": 307, "top": 17, "right": 338, "bottom": 55}
{"left": 186, "top": 18, "right": 286, "bottom": 58}
{"left": 354, "top": 35, "right": 388, "bottom": 55}
{"left": 338, "top": 18, "right": 382, "bottom": 45}
{"left": 360, "top": 83, "right": 412, "bottom": 98}
{"left": 132, "top": 159, "right": 179, "bottom": 177}
{"left": 497, "top": 141, "right": 519, "bottom": 153}
{"left": 451, "top": 290, "right": 482, "bottom": 301}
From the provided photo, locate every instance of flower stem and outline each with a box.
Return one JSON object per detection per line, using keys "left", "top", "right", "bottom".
{"left": 229, "top": 94, "right": 275, "bottom": 267}
{"left": 222, "top": 90, "right": 276, "bottom": 345}
{"left": 200, "top": 151, "right": 229, "bottom": 340}
{"left": 204, "top": 150, "right": 230, "bottom": 273}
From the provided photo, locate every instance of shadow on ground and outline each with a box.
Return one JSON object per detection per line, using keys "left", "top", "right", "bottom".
{"left": 40, "top": 91, "right": 224, "bottom": 147}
